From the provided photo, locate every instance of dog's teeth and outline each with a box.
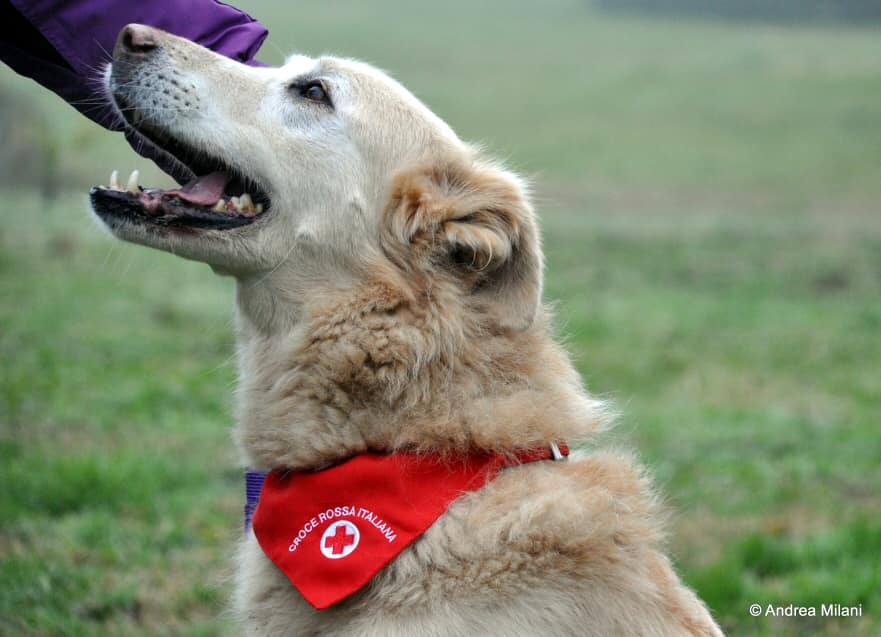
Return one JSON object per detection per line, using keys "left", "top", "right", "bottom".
{"left": 231, "top": 196, "right": 242, "bottom": 211}
{"left": 212, "top": 200, "right": 227, "bottom": 213}
{"left": 126, "top": 170, "right": 140, "bottom": 194}
{"left": 109, "top": 170, "right": 121, "bottom": 191}
{"left": 239, "top": 193, "right": 254, "bottom": 211}
{"left": 255, "top": 203, "right": 263, "bottom": 214}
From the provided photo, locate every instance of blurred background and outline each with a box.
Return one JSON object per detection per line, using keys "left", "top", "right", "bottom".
{"left": 1, "top": 1, "right": 879, "bottom": 635}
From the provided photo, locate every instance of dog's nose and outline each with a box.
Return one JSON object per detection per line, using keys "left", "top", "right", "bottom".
{"left": 115, "top": 24, "right": 159, "bottom": 57}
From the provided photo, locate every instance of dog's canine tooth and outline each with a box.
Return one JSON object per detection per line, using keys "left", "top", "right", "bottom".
{"left": 212, "top": 200, "right": 227, "bottom": 213}
{"left": 240, "top": 193, "right": 254, "bottom": 211}
{"left": 109, "top": 170, "right": 121, "bottom": 191}
{"left": 126, "top": 170, "right": 140, "bottom": 194}
{"left": 231, "top": 196, "right": 242, "bottom": 211}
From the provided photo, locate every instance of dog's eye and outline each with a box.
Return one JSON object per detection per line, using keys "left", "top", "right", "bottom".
{"left": 304, "top": 84, "right": 325, "bottom": 102}
{"left": 297, "top": 81, "right": 331, "bottom": 106}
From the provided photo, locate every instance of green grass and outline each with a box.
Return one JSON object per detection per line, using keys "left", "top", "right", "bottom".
{"left": 1, "top": 1, "right": 880, "bottom": 634}
{"left": 542, "top": 204, "right": 881, "bottom": 635}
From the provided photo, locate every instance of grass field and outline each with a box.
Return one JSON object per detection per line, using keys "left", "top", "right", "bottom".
{"left": 1, "top": 1, "right": 879, "bottom": 635}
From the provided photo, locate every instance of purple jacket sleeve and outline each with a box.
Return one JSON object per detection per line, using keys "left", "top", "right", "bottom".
{"left": 0, "top": 0, "right": 268, "bottom": 179}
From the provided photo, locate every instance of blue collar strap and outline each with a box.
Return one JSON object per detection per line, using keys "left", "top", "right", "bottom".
{"left": 244, "top": 469, "right": 268, "bottom": 532}
{"left": 242, "top": 442, "right": 569, "bottom": 533}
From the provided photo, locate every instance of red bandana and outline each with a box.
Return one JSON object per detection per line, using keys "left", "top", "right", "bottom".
{"left": 251, "top": 442, "right": 568, "bottom": 609}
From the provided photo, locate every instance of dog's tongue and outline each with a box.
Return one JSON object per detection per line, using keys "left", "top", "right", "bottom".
{"left": 168, "top": 171, "right": 229, "bottom": 206}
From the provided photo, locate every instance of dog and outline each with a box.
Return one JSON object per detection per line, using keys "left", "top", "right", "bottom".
{"left": 90, "top": 23, "right": 724, "bottom": 637}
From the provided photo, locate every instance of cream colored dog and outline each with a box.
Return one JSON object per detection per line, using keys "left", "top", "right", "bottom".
{"left": 91, "top": 24, "right": 724, "bottom": 637}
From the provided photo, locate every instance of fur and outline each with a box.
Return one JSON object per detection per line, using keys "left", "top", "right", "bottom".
{"left": 95, "top": 25, "right": 724, "bottom": 636}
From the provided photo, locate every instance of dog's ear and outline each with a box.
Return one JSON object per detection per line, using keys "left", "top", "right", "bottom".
{"left": 382, "top": 160, "right": 542, "bottom": 332}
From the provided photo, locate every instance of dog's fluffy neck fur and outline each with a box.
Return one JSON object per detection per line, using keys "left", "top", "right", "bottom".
{"left": 234, "top": 269, "right": 606, "bottom": 472}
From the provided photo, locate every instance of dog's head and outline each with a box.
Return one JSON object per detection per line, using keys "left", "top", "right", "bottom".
{"left": 92, "top": 24, "right": 541, "bottom": 333}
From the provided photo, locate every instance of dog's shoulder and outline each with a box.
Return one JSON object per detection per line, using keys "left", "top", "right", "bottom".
{"left": 355, "top": 450, "right": 723, "bottom": 636}
{"left": 423, "top": 449, "right": 664, "bottom": 582}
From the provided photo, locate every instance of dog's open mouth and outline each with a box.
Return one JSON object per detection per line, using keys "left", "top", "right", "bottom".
{"left": 90, "top": 100, "right": 271, "bottom": 231}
